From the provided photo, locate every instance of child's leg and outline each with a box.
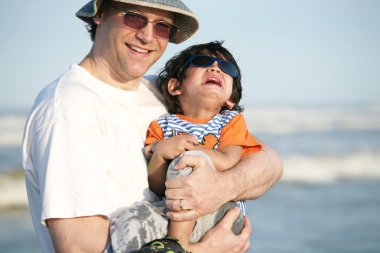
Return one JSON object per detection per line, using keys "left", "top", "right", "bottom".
{"left": 168, "top": 218, "right": 195, "bottom": 250}
{"left": 166, "top": 152, "right": 202, "bottom": 249}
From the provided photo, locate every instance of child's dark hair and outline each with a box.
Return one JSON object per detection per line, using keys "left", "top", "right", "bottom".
{"left": 158, "top": 41, "right": 243, "bottom": 114}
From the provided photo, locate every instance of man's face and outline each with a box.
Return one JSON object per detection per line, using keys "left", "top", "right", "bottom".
{"left": 93, "top": 3, "right": 173, "bottom": 82}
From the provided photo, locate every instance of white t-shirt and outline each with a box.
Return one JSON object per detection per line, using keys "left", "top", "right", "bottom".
{"left": 22, "top": 65, "right": 166, "bottom": 253}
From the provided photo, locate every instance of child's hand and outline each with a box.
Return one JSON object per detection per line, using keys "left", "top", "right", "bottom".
{"left": 155, "top": 135, "right": 198, "bottom": 160}
{"left": 143, "top": 143, "right": 157, "bottom": 158}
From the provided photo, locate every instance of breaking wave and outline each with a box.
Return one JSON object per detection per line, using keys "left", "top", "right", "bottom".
{"left": 0, "top": 170, "right": 28, "bottom": 209}
{"left": 281, "top": 151, "right": 380, "bottom": 183}
{"left": 0, "top": 114, "right": 26, "bottom": 147}
{"left": 244, "top": 103, "right": 380, "bottom": 135}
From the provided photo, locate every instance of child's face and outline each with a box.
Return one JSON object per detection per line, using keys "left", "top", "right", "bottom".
{"left": 178, "top": 57, "right": 234, "bottom": 109}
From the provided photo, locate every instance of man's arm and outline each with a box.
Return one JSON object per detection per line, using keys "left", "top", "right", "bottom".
{"left": 223, "top": 142, "right": 283, "bottom": 200}
{"left": 165, "top": 142, "right": 283, "bottom": 221}
{"left": 47, "top": 216, "right": 110, "bottom": 253}
{"left": 194, "top": 145, "right": 242, "bottom": 171}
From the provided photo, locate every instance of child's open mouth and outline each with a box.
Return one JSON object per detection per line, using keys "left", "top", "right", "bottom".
{"left": 204, "top": 77, "right": 222, "bottom": 87}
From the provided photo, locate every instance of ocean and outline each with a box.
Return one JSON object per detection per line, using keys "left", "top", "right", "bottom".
{"left": 0, "top": 104, "right": 379, "bottom": 252}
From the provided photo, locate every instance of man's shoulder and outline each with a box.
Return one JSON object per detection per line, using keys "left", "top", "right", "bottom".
{"left": 32, "top": 65, "right": 101, "bottom": 120}
{"left": 35, "top": 65, "right": 87, "bottom": 100}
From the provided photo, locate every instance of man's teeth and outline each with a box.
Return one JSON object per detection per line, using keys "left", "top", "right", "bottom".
{"left": 130, "top": 45, "right": 149, "bottom": 53}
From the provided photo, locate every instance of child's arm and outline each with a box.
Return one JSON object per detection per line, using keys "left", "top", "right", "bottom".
{"left": 194, "top": 113, "right": 260, "bottom": 172}
{"left": 147, "top": 135, "right": 198, "bottom": 197}
{"left": 194, "top": 145, "right": 242, "bottom": 171}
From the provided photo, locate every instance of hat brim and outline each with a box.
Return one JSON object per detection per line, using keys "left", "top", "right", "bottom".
{"left": 76, "top": 0, "right": 199, "bottom": 44}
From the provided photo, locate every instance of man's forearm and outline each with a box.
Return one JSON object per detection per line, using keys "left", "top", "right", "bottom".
{"left": 165, "top": 143, "right": 282, "bottom": 221}
{"left": 221, "top": 143, "right": 283, "bottom": 202}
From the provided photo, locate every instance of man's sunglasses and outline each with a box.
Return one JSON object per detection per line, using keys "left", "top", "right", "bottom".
{"left": 108, "top": 3, "right": 178, "bottom": 40}
{"left": 184, "top": 55, "right": 239, "bottom": 78}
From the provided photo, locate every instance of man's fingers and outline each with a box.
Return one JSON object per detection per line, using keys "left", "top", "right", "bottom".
{"left": 165, "top": 177, "right": 185, "bottom": 191}
{"left": 166, "top": 198, "right": 191, "bottom": 211}
{"left": 166, "top": 209, "right": 200, "bottom": 222}
{"left": 240, "top": 215, "right": 252, "bottom": 238}
{"left": 242, "top": 238, "right": 250, "bottom": 253}
{"left": 219, "top": 207, "right": 242, "bottom": 230}
{"left": 240, "top": 216, "right": 252, "bottom": 252}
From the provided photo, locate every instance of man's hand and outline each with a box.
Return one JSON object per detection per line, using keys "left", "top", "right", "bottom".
{"left": 165, "top": 154, "right": 231, "bottom": 221}
{"left": 188, "top": 207, "right": 252, "bottom": 253}
{"left": 47, "top": 215, "right": 110, "bottom": 253}
{"left": 165, "top": 142, "right": 283, "bottom": 221}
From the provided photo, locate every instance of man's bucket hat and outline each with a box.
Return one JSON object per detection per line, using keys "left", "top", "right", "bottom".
{"left": 76, "top": 0, "right": 199, "bottom": 44}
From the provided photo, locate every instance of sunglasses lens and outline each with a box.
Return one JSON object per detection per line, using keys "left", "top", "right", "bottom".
{"left": 191, "top": 55, "right": 215, "bottom": 67}
{"left": 123, "top": 12, "right": 175, "bottom": 39}
{"left": 154, "top": 22, "right": 176, "bottom": 39}
{"left": 190, "top": 56, "right": 238, "bottom": 78}
{"left": 220, "top": 61, "right": 238, "bottom": 78}
{"left": 123, "top": 12, "right": 147, "bottom": 29}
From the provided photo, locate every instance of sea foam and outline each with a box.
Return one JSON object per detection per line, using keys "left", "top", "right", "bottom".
{"left": 0, "top": 115, "right": 26, "bottom": 147}
{"left": 282, "top": 151, "right": 380, "bottom": 183}
{"left": 0, "top": 170, "right": 28, "bottom": 209}
{"left": 244, "top": 104, "right": 380, "bottom": 135}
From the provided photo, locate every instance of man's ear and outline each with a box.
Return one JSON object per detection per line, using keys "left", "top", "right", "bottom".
{"left": 93, "top": 11, "right": 102, "bottom": 25}
{"left": 167, "top": 78, "right": 182, "bottom": 96}
{"left": 224, "top": 99, "right": 236, "bottom": 110}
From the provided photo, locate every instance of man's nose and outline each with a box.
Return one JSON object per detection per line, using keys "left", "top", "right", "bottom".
{"left": 135, "top": 23, "right": 154, "bottom": 44}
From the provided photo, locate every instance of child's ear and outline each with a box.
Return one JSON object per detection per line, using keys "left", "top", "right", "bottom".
{"left": 224, "top": 99, "right": 236, "bottom": 110}
{"left": 167, "top": 78, "right": 182, "bottom": 96}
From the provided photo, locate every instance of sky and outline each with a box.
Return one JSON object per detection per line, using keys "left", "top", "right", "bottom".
{"left": 1, "top": 0, "right": 379, "bottom": 111}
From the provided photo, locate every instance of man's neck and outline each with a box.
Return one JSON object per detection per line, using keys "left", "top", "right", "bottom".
{"left": 79, "top": 56, "right": 142, "bottom": 91}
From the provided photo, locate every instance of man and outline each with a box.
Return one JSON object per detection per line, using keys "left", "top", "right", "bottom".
{"left": 22, "top": 0, "right": 282, "bottom": 252}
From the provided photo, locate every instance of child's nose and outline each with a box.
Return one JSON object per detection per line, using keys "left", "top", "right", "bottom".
{"left": 207, "top": 62, "right": 221, "bottom": 74}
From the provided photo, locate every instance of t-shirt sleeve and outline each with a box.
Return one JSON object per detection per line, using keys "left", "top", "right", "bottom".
{"left": 33, "top": 109, "right": 111, "bottom": 224}
{"left": 145, "top": 120, "right": 164, "bottom": 145}
{"left": 218, "top": 113, "right": 262, "bottom": 156}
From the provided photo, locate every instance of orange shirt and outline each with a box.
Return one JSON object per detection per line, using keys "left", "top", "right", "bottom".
{"left": 145, "top": 112, "right": 261, "bottom": 156}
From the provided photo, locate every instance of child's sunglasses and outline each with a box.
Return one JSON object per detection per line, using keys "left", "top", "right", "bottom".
{"left": 184, "top": 55, "right": 239, "bottom": 78}
{"left": 109, "top": 3, "right": 178, "bottom": 40}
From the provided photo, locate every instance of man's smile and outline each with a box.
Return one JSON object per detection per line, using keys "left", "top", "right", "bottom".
{"left": 127, "top": 44, "right": 151, "bottom": 55}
